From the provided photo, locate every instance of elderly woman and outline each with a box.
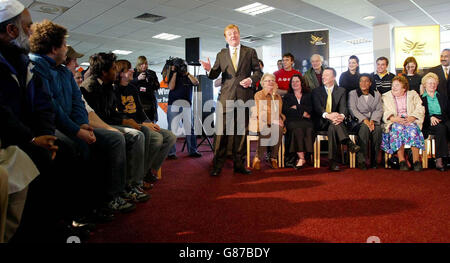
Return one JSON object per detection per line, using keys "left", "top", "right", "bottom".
{"left": 282, "top": 74, "right": 314, "bottom": 169}
{"left": 381, "top": 75, "right": 425, "bottom": 171}
{"left": 252, "top": 73, "right": 285, "bottom": 170}
{"left": 348, "top": 74, "right": 383, "bottom": 170}
{"left": 421, "top": 72, "right": 450, "bottom": 171}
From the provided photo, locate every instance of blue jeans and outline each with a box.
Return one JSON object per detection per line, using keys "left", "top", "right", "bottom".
{"left": 167, "top": 104, "right": 198, "bottom": 155}
{"left": 91, "top": 128, "right": 126, "bottom": 199}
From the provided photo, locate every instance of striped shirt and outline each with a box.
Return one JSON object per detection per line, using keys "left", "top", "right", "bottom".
{"left": 371, "top": 72, "right": 395, "bottom": 94}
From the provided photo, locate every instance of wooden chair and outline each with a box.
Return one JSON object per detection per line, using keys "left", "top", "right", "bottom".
{"left": 421, "top": 135, "right": 435, "bottom": 169}
{"left": 246, "top": 135, "right": 285, "bottom": 168}
{"left": 314, "top": 132, "right": 353, "bottom": 168}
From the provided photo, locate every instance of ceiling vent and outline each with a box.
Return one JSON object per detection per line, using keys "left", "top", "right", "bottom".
{"left": 135, "top": 13, "right": 166, "bottom": 23}
{"left": 29, "top": 1, "right": 69, "bottom": 15}
{"left": 241, "top": 35, "right": 264, "bottom": 43}
{"left": 442, "top": 24, "right": 450, "bottom": 31}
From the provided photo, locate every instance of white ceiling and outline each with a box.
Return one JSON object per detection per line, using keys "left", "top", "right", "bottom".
{"left": 20, "top": 0, "right": 450, "bottom": 66}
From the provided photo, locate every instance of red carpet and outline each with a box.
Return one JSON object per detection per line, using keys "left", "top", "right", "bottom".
{"left": 89, "top": 140, "right": 450, "bottom": 243}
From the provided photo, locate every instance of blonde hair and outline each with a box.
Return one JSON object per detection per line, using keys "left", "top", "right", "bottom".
{"left": 135, "top": 56, "right": 148, "bottom": 73}
{"left": 224, "top": 24, "right": 240, "bottom": 37}
{"left": 260, "top": 73, "right": 277, "bottom": 90}
{"left": 421, "top": 72, "right": 439, "bottom": 86}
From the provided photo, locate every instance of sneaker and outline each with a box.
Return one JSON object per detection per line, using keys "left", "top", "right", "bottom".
{"left": 167, "top": 154, "right": 178, "bottom": 160}
{"left": 108, "top": 196, "right": 136, "bottom": 213}
{"left": 122, "top": 186, "right": 151, "bottom": 203}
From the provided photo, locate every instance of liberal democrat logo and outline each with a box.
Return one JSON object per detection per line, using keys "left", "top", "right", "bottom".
{"left": 310, "top": 34, "right": 326, "bottom": 46}
{"left": 402, "top": 37, "right": 425, "bottom": 55}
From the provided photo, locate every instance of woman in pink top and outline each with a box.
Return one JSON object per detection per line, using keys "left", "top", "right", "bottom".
{"left": 381, "top": 76, "right": 425, "bottom": 171}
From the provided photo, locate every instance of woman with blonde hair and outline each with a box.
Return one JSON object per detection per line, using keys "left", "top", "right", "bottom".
{"left": 251, "top": 73, "right": 285, "bottom": 170}
{"left": 420, "top": 72, "right": 450, "bottom": 171}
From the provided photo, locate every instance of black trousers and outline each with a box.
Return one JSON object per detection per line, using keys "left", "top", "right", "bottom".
{"left": 425, "top": 120, "right": 450, "bottom": 158}
{"left": 325, "top": 122, "right": 350, "bottom": 160}
{"left": 356, "top": 124, "right": 382, "bottom": 163}
{"left": 213, "top": 107, "right": 249, "bottom": 170}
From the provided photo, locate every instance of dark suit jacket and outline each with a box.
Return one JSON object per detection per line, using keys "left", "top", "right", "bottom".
{"left": 282, "top": 92, "right": 313, "bottom": 123}
{"left": 421, "top": 92, "right": 449, "bottom": 131}
{"left": 208, "top": 45, "right": 262, "bottom": 110}
{"left": 312, "top": 85, "right": 348, "bottom": 130}
{"left": 428, "top": 65, "right": 449, "bottom": 97}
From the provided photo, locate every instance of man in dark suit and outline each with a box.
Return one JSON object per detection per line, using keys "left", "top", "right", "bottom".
{"left": 312, "top": 68, "right": 360, "bottom": 171}
{"left": 429, "top": 49, "right": 449, "bottom": 97}
{"left": 200, "top": 24, "right": 262, "bottom": 176}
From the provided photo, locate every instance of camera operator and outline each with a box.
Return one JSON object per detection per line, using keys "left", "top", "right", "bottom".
{"left": 165, "top": 58, "right": 202, "bottom": 159}
{"left": 132, "top": 56, "right": 160, "bottom": 122}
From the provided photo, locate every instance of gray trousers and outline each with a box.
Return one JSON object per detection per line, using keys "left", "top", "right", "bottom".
{"left": 357, "top": 124, "right": 382, "bottom": 163}
{"left": 140, "top": 126, "right": 176, "bottom": 171}
{"left": 112, "top": 126, "right": 145, "bottom": 187}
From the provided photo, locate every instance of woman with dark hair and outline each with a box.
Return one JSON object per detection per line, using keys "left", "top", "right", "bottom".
{"left": 401, "top": 56, "right": 422, "bottom": 95}
{"left": 381, "top": 75, "right": 425, "bottom": 171}
{"left": 339, "top": 55, "right": 360, "bottom": 95}
{"left": 282, "top": 74, "right": 314, "bottom": 169}
{"left": 348, "top": 74, "right": 383, "bottom": 170}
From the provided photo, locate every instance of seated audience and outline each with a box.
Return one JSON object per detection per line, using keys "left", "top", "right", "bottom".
{"left": 252, "top": 73, "right": 285, "bottom": 170}
{"left": 421, "top": 72, "right": 450, "bottom": 171}
{"left": 348, "top": 74, "right": 383, "bottom": 170}
{"left": 282, "top": 74, "right": 314, "bottom": 169}
{"left": 381, "top": 75, "right": 425, "bottom": 171}
{"left": 81, "top": 52, "right": 150, "bottom": 203}
{"left": 115, "top": 59, "right": 176, "bottom": 183}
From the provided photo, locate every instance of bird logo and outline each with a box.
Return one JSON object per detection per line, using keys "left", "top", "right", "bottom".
{"left": 310, "top": 34, "right": 325, "bottom": 45}
{"left": 402, "top": 38, "right": 425, "bottom": 55}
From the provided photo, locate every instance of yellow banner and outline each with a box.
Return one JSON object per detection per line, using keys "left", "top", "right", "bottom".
{"left": 394, "top": 25, "right": 440, "bottom": 69}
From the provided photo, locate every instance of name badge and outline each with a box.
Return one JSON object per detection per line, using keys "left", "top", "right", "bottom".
{"left": 140, "top": 87, "right": 147, "bottom": 92}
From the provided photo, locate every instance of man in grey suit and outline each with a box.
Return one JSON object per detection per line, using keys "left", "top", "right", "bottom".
{"left": 428, "top": 49, "right": 450, "bottom": 97}
{"left": 200, "top": 24, "right": 262, "bottom": 176}
{"left": 312, "top": 68, "right": 360, "bottom": 171}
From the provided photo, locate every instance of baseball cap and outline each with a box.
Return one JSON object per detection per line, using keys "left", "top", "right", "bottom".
{"left": 66, "top": 45, "right": 84, "bottom": 59}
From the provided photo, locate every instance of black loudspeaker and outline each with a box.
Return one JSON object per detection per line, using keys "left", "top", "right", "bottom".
{"left": 197, "top": 75, "right": 214, "bottom": 122}
{"left": 185, "top": 37, "right": 201, "bottom": 66}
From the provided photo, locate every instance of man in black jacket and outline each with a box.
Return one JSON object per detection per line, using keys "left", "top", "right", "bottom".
{"left": 428, "top": 49, "right": 450, "bottom": 97}
{"left": 312, "top": 68, "right": 360, "bottom": 171}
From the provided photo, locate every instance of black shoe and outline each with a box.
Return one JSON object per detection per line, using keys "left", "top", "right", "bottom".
{"left": 167, "top": 154, "right": 178, "bottom": 160}
{"left": 85, "top": 209, "right": 115, "bottom": 224}
{"left": 234, "top": 167, "right": 252, "bottom": 175}
{"left": 413, "top": 161, "right": 422, "bottom": 172}
{"left": 329, "top": 160, "right": 340, "bottom": 171}
{"left": 399, "top": 161, "right": 409, "bottom": 171}
{"left": 357, "top": 161, "right": 367, "bottom": 170}
{"left": 189, "top": 152, "right": 202, "bottom": 158}
{"left": 144, "top": 172, "right": 158, "bottom": 183}
{"left": 436, "top": 158, "right": 446, "bottom": 172}
{"left": 347, "top": 141, "right": 360, "bottom": 153}
{"left": 210, "top": 167, "right": 221, "bottom": 176}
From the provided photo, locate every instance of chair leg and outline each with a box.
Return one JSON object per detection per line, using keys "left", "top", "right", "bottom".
{"left": 317, "top": 138, "right": 321, "bottom": 168}
{"left": 247, "top": 137, "right": 251, "bottom": 168}
{"left": 314, "top": 139, "right": 317, "bottom": 168}
{"left": 385, "top": 153, "right": 389, "bottom": 169}
{"left": 422, "top": 139, "right": 429, "bottom": 169}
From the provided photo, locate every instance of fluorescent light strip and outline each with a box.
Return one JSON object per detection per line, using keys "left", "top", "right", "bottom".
{"left": 409, "top": 0, "right": 440, "bottom": 25}
{"left": 80, "top": 62, "right": 90, "bottom": 66}
{"left": 235, "top": 2, "right": 274, "bottom": 16}
{"left": 153, "top": 33, "right": 181, "bottom": 40}
{"left": 112, "top": 50, "right": 133, "bottom": 55}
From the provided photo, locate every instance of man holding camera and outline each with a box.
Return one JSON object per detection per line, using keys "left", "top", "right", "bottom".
{"left": 166, "top": 58, "right": 202, "bottom": 158}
